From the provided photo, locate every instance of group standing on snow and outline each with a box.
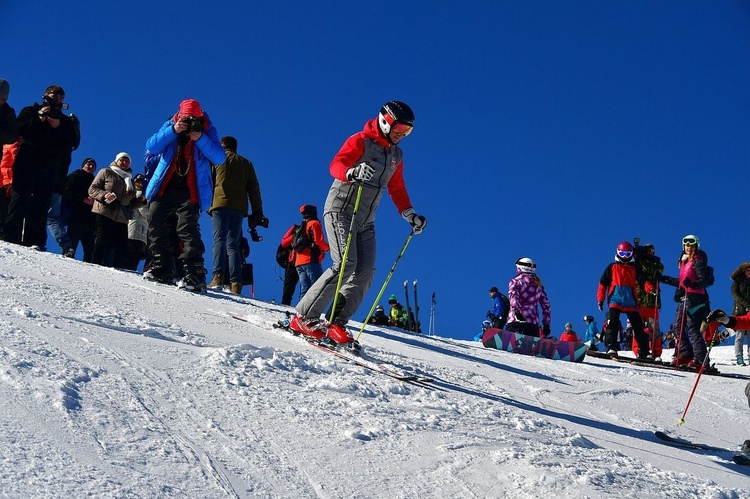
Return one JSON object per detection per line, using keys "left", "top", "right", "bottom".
{"left": 0, "top": 81, "right": 425, "bottom": 349}
{"left": 478, "top": 236, "right": 750, "bottom": 372}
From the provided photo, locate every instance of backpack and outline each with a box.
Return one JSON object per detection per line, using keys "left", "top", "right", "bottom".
{"left": 275, "top": 244, "right": 291, "bottom": 268}
{"left": 292, "top": 221, "right": 315, "bottom": 252}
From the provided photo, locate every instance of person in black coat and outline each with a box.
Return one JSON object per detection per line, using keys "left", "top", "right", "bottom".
{"left": 3, "top": 85, "right": 77, "bottom": 249}
{"left": 63, "top": 158, "right": 97, "bottom": 262}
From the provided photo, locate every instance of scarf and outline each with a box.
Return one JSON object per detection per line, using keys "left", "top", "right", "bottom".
{"left": 110, "top": 163, "right": 135, "bottom": 193}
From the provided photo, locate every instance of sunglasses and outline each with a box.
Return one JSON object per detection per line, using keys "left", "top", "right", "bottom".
{"left": 682, "top": 237, "right": 698, "bottom": 246}
{"left": 391, "top": 122, "right": 413, "bottom": 136}
{"left": 617, "top": 250, "right": 633, "bottom": 258}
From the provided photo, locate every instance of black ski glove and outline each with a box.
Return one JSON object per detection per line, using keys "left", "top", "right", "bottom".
{"left": 706, "top": 309, "right": 736, "bottom": 328}
{"left": 542, "top": 324, "right": 551, "bottom": 337}
{"left": 597, "top": 302, "right": 604, "bottom": 312}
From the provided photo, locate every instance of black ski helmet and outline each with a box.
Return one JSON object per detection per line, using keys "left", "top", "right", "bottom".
{"left": 378, "top": 101, "right": 415, "bottom": 137}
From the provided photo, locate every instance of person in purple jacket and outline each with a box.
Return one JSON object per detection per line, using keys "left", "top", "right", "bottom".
{"left": 506, "top": 257, "right": 552, "bottom": 337}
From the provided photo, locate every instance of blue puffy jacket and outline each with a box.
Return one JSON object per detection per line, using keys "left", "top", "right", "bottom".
{"left": 144, "top": 114, "right": 225, "bottom": 210}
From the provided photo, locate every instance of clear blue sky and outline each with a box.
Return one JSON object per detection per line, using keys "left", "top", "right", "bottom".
{"left": 5, "top": 1, "right": 749, "bottom": 341}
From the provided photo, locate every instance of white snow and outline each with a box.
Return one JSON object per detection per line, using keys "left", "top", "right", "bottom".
{"left": 1, "top": 242, "right": 748, "bottom": 498}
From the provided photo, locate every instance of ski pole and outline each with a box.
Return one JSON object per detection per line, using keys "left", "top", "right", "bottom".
{"left": 327, "top": 184, "right": 363, "bottom": 324}
{"left": 355, "top": 231, "right": 414, "bottom": 340}
{"left": 679, "top": 320, "right": 720, "bottom": 424}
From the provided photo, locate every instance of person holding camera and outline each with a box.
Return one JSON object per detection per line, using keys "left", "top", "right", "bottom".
{"left": 88, "top": 152, "right": 142, "bottom": 268}
{"left": 289, "top": 101, "right": 427, "bottom": 348}
{"left": 207, "top": 136, "right": 265, "bottom": 295}
{"left": 142, "top": 99, "right": 224, "bottom": 292}
{"left": 3, "top": 85, "right": 78, "bottom": 249}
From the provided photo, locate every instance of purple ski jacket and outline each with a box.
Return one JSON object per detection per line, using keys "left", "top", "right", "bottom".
{"left": 507, "top": 271, "right": 552, "bottom": 327}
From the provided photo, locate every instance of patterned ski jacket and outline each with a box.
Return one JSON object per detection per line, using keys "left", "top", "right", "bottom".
{"left": 324, "top": 118, "right": 412, "bottom": 225}
{"left": 507, "top": 272, "right": 551, "bottom": 327}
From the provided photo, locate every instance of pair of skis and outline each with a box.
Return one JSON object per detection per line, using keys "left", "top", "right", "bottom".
{"left": 228, "top": 312, "right": 436, "bottom": 389}
{"left": 653, "top": 431, "right": 750, "bottom": 466}
{"left": 586, "top": 350, "right": 750, "bottom": 380}
{"left": 403, "top": 279, "right": 420, "bottom": 333}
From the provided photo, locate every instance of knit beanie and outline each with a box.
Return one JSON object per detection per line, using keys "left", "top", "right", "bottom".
{"left": 115, "top": 152, "right": 131, "bottom": 163}
{"left": 178, "top": 99, "right": 203, "bottom": 117}
{"left": 388, "top": 294, "right": 398, "bottom": 304}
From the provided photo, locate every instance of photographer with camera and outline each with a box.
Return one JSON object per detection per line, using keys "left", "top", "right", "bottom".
{"left": 142, "top": 99, "right": 225, "bottom": 293}
{"left": 3, "top": 85, "right": 78, "bottom": 249}
{"left": 206, "top": 136, "right": 265, "bottom": 295}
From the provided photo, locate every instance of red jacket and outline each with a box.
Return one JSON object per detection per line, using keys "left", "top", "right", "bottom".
{"left": 293, "top": 219, "right": 329, "bottom": 266}
{"left": 0, "top": 141, "right": 18, "bottom": 191}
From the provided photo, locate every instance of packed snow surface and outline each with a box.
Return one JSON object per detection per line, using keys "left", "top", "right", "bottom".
{"left": 1, "top": 243, "right": 749, "bottom": 498}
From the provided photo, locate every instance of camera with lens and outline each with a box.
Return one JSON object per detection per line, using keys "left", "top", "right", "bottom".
{"left": 180, "top": 116, "right": 204, "bottom": 134}
{"left": 247, "top": 214, "right": 269, "bottom": 242}
{"left": 38, "top": 95, "right": 69, "bottom": 120}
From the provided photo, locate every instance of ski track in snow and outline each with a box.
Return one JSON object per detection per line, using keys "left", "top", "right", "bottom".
{"left": 0, "top": 243, "right": 749, "bottom": 498}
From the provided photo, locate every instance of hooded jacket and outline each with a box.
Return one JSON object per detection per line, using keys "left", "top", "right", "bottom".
{"left": 324, "top": 118, "right": 412, "bottom": 225}
{"left": 144, "top": 113, "right": 224, "bottom": 210}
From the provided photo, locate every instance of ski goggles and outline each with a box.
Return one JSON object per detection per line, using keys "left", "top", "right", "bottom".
{"left": 617, "top": 250, "right": 633, "bottom": 259}
{"left": 391, "top": 122, "right": 413, "bottom": 136}
{"left": 682, "top": 237, "right": 698, "bottom": 246}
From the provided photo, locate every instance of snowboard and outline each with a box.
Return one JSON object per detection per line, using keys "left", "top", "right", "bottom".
{"left": 481, "top": 328, "right": 588, "bottom": 363}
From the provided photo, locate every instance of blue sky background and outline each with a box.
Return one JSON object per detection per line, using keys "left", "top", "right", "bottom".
{"left": 4, "top": 1, "right": 749, "bottom": 341}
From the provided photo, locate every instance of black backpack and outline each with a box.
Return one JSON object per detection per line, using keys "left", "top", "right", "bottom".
{"left": 292, "top": 221, "right": 315, "bottom": 252}
{"left": 275, "top": 244, "right": 291, "bottom": 268}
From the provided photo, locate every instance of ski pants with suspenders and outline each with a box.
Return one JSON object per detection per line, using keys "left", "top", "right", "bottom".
{"left": 295, "top": 211, "right": 376, "bottom": 324}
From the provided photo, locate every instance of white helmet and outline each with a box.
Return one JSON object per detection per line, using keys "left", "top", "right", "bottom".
{"left": 515, "top": 257, "right": 536, "bottom": 274}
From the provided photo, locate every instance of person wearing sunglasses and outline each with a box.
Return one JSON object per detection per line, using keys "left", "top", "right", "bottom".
{"left": 596, "top": 241, "right": 652, "bottom": 359}
{"left": 288, "top": 101, "right": 427, "bottom": 348}
{"left": 658, "top": 235, "right": 714, "bottom": 369}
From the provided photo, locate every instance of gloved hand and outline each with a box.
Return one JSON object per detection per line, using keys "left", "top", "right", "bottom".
{"left": 682, "top": 278, "right": 693, "bottom": 289}
{"left": 706, "top": 309, "right": 733, "bottom": 326}
{"left": 597, "top": 302, "right": 604, "bottom": 312}
{"left": 657, "top": 273, "right": 670, "bottom": 284}
{"left": 401, "top": 208, "right": 427, "bottom": 234}
{"left": 247, "top": 212, "right": 268, "bottom": 229}
{"left": 542, "top": 324, "right": 551, "bottom": 337}
{"left": 346, "top": 162, "right": 375, "bottom": 183}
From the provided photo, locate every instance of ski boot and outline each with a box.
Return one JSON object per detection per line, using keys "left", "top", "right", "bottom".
{"left": 737, "top": 356, "right": 746, "bottom": 366}
{"left": 289, "top": 315, "right": 326, "bottom": 341}
{"left": 143, "top": 254, "right": 175, "bottom": 285}
{"left": 177, "top": 259, "right": 207, "bottom": 293}
{"left": 325, "top": 323, "right": 361, "bottom": 354}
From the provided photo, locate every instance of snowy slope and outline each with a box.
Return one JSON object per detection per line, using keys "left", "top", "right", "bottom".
{"left": 1, "top": 242, "right": 749, "bottom": 498}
